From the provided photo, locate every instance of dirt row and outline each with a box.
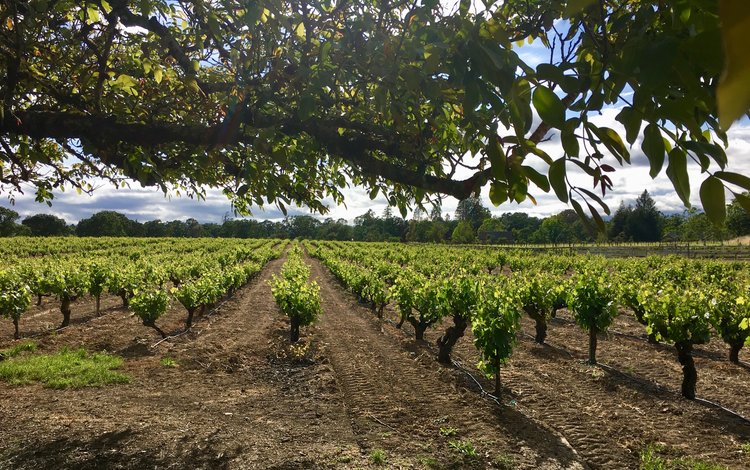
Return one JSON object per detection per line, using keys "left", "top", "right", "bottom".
{"left": 0, "top": 249, "right": 748, "bottom": 469}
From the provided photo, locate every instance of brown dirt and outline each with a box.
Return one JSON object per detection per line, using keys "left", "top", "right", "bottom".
{"left": 0, "top": 250, "right": 748, "bottom": 469}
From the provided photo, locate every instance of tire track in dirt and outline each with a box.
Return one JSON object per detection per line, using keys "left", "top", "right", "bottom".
{"left": 306, "top": 254, "right": 586, "bottom": 469}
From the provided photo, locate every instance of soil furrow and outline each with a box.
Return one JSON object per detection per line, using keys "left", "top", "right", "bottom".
{"left": 307, "top": 253, "right": 586, "bottom": 469}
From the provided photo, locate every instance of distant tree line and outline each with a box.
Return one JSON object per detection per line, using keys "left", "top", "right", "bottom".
{"left": 1, "top": 191, "right": 749, "bottom": 243}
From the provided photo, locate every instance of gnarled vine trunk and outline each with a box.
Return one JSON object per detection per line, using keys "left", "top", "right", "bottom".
{"left": 290, "top": 315, "right": 301, "bottom": 342}
{"left": 12, "top": 317, "right": 20, "bottom": 340}
{"left": 60, "top": 296, "right": 72, "bottom": 328}
{"left": 95, "top": 295, "right": 101, "bottom": 316}
{"left": 524, "top": 307, "right": 547, "bottom": 344}
{"left": 588, "top": 326, "right": 598, "bottom": 365}
{"left": 494, "top": 354, "right": 502, "bottom": 397}
{"left": 675, "top": 341, "right": 697, "bottom": 399}
{"left": 437, "top": 313, "right": 467, "bottom": 364}
{"left": 37, "top": 294, "right": 43, "bottom": 306}
{"left": 729, "top": 341, "right": 743, "bottom": 365}
{"left": 143, "top": 319, "right": 167, "bottom": 338}
{"left": 185, "top": 307, "right": 197, "bottom": 329}
{"left": 407, "top": 317, "right": 428, "bottom": 341}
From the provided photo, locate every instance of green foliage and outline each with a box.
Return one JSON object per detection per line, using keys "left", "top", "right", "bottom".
{"left": 369, "top": 449, "right": 387, "bottom": 466}
{"left": 0, "top": 348, "right": 130, "bottom": 389}
{"left": 448, "top": 439, "right": 478, "bottom": 457}
{"left": 270, "top": 246, "right": 322, "bottom": 336}
{"left": 0, "top": 270, "right": 32, "bottom": 330}
{"left": 130, "top": 289, "right": 170, "bottom": 324}
{"left": 638, "top": 285, "right": 712, "bottom": 346}
{"left": 451, "top": 221, "right": 476, "bottom": 244}
{"left": 567, "top": 269, "right": 618, "bottom": 332}
{"left": 160, "top": 356, "right": 179, "bottom": 368}
{"left": 640, "top": 444, "right": 728, "bottom": 470}
{"left": 0, "top": 341, "right": 37, "bottom": 360}
{"left": 472, "top": 279, "right": 521, "bottom": 377}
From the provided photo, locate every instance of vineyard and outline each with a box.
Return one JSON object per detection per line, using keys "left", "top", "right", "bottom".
{"left": 0, "top": 239, "right": 749, "bottom": 468}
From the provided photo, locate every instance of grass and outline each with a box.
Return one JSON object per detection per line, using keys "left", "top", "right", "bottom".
{"left": 439, "top": 426, "right": 458, "bottom": 437}
{"left": 448, "top": 439, "right": 478, "bottom": 457}
{"left": 493, "top": 453, "right": 516, "bottom": 470}
{"left": 160, "top": 356, "right": 179, "bottom": 367}
{"left": 740, "top": 443, "right": 750, "bottom": 454}
{"left": 640, "top": 444, "right": 727, "bottom": 470}
{"left": 0, "top": 341, "right": 37, "bottom": 360}
{"left": 0, "top": 347, "right": 130, "bottom": 389}
{"left": 369, "top": 449, "right": 387, "bottom": 466}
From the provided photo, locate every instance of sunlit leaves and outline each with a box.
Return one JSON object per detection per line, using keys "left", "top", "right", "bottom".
{"left": 532, "top": 86, "right": 566, "bottom": 129}
{"left": 717, "top": 0, "right": 750, "bottom": 129}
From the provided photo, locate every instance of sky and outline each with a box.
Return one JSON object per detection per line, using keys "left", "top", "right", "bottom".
{"left": 3, "top": 17, "right": 750, "bottom": 225}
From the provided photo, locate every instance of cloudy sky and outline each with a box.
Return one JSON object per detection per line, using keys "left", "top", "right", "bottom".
{"left": 3, "top": 29, "right": 749, "bottom": 225}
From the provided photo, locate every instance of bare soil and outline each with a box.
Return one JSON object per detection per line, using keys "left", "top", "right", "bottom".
{"left": 0, "top": 250, "right": 747, "bottom": 469}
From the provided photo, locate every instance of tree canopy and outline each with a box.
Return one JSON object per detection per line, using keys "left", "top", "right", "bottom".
{"left": 1, "top": 0, "right": 750, "bottom": 223}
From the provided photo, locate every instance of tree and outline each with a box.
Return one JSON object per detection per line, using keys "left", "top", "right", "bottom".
{"left": 726, "top": 194, "right": 750, "bottom": 237}
{"left": 628, "top": 191, "right": 662, "bottom": 242}
{"left": 1, "top": 1, "right": 750, "bottom": 224}
{"left": 455, "top": 197, "right": 491, "bottom": 231}
{"left": 76, "top": 211, "right": 132, "bottom": 237}
{"left": 22, "top": 214, "right": 69, "bottom": 236}
{"left": 451, "top": 221, "right": 475, "bottom": 244}
{"left": 0, "top": 207, "right": 20, "bottom": 236}
{"left": 477, "top": 217, "right": 508, "bottom": 244}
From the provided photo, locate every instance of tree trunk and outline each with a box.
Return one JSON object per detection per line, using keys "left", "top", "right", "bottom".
{"left": 396, "top": 314, "right": 405, "bottom": 329}
{"left": 119, "top": 291, "right": 129, "bottom": 308}
{"left": 13, "top": 317, "right": 20, "bottom": 340}
{"left": 676, "top": 341, "right": 697, "bottom": 399}
{"left": 37, "top": 294, "right": 42, "bottom": 306}
{"left": 95, "top": 295, "right": 101, "bottom": 316}
{"left": 377, "top": 305, "right": 384, "bottom": 320}
{"left": 437, "top": 313, "right": 467, "bottom": 364}
{"left": 290, "top": 315, "right": 300, "bottom": 342}
{"left": 60, "top": 296, "right": 72, "bottom": 328}
{"left": 143, "top": 320, "right": 167, "bottom": 338}
{"left": 588, "top": 326, "right": 598, "bottom": 365}
{"left": 729, "top": 342, "right": 743, "bottom": 364}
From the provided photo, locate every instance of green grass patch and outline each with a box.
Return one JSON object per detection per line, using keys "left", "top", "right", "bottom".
{"left": 369, "top": 449, "right": 387, "bottom": 466}
{"left": 0, "top": 348, "right": 130, "bottom": 389}
{"left": 160, "top": 356, "right": 179, "bottom": 367}
{"left": 0, "top": 341, "right": 37, "bottom": 360}
{"left": 448, "top": 439, "right": 478, "bottom": 457}
{"left": 640, "top": 444, "right": 727, "bottom": 470}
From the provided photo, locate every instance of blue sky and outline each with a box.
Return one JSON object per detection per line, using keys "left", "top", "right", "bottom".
{"left": 3, "top": 22, "right": 750, "bottom": 224}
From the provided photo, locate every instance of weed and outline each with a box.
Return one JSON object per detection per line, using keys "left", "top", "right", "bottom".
{"left": 416, "top": 455, "right": 439, "bottom": 468}
{"left": 494, "top": 453, "right": 516, "bottom": 469}
{"left": 369, "top": 449, "right": 387, "bottom": 466}
{"left": 449, "top": 439, "right": 477, "bottom": 457}
{"left": 640, "top": 444, "right": 727, "bottom": 470}
{"left": 741, "top": 443, "right": 750, "bottom": 454}
{"left": 161, "top": 356, "right": 179, "bottom": 367}
{"left": 0, "top": 348, "right": 129, "bottom": 388}
{"left": 0, "top": 341, "right": 37, "bottom": 360}
{"left": 439, "top": 426, "right": 457, "bottom": 437}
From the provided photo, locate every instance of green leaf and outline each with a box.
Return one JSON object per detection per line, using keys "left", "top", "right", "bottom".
{"left": 564, "top": 0, "right": 597, "bottom": 16}
{"left": 153, "top": 67, "right": 163, "bottom": 84}
{"left": 368, "top": 186, "right": 379, "bottom": 200}
{"left": 641, "top": 124, "right": 665, "bottom": 178}
{"left": 522, "top": 165, "right": 550, "bottom": 192}
{"left": 548, "top": 158, "right": 568, "bottom": 203}
{"left": 489, "top": 182, "right": 508, "bottom": 206}
{"left": 532, "top": 85, "right": 566, "bottom": 129}
{"left": 666, "top": 148, "right": 691, "bottom": 207}
{"left": 715, "top": 171, "right": 750, "bottom": 191}
{"left": 587, "top": 202, "right": 605, "bottom": 232}
{"left": 295, "top": 22, "right": 306, "bottom": 39}
{"left": 699, "top": 176, "right": 726, "bottom": 225}
{"left": 591, "top": 125, "right": 630, "bottom": 163}
{"left": 615, "top": 107, "right": 642, "bottom": 145}
{"left": 734, "top": 193, "right": 750, "bottom": 213}
{"left": 717, "top": 0, "right": 750, "bottom": 129}
{"left": 560, "top": 128, "right": 579, "bottom": 157}
{"left": 298, "top": 95, "right": 315, "bottom": 120}
{"left": 487, "top": 140, "right": 506, "bottom": 180}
